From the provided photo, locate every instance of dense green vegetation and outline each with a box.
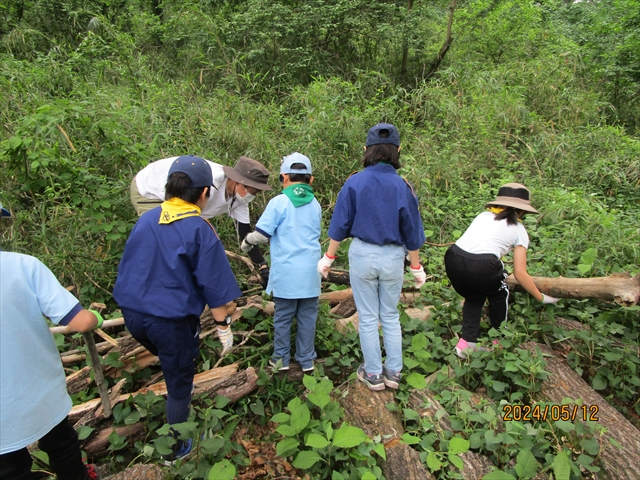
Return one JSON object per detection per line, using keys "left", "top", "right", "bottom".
{"left": 1, "top": 0, "right": 638, "bottom": 479}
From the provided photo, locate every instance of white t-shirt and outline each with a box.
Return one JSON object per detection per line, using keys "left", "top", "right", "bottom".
{"left": 0, "top": 252, "right": 78, "bottom": 454}
{"left": 134, "top": 157, "right": 250, "bottom": 223}
{"left": 455, "top": 211, "right": 529, "bottom": 258}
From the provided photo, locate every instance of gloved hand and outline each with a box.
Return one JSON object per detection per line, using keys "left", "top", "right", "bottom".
{"left": 317, "top": 253, "right": 336, "bottom": 278}
{"left": 240, "top": 238, "right": 254, "bottom": 253}
{"left": 88, "top": 309, "right": 104, "bottom": 329}
{"left": 217, "top": 326, "right": 233, "bottom": 355}
{"left": 410, "top": 265, "right": 427, "bottom": 288}
{"left": 541, "top": 293, "right": 560, "bottom": 304}
{"left": 259, "top": 265, "right": 270, "bottom": 289}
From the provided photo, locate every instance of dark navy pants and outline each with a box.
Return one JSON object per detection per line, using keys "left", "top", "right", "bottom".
{"left": 122, "top": 309, "right": 200, "bottom": 402}
{"left": 444, "top": 245, "right": 509, "bottom": 342}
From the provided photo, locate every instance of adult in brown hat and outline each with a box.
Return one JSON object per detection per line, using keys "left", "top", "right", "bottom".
{"left": 130, "top": 155, "right": 272, "bottom": 287}
{"left": 444, "top": 183, "right": 559, "bottom": 359}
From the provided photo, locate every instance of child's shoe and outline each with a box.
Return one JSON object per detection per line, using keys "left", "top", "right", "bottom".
{"left": 269, "top": 359, "right": 290, "bottom": 371}
{"left": 163, "top": 437, "right": 194, "bottom": 466}
{"left": 382, "top": 368, "right": 402, "bottom": 389}
{"left": 356, "top": 364, "right": 385, "bottom": 391}
{"left": 454, "top": 338, "right": 477, "bottom": 359}
{"left": 301, "top": 362, "right": 315, "bottom": 373}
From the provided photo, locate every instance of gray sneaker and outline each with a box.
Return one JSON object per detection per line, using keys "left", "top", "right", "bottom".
{"left": 383, "top": 368, "right": 402, "bottom": 389}
{"left": 356, "top": 364, "right": 385, "bottom": 391}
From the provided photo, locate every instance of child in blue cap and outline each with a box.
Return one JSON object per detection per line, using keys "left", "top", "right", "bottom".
{"left": 113, "top": 156, "right": 242, "bottom": 464}
{"left": 318, "top": 124, "right": 427, "bottom": 391}
{"left": 241, "top": 152, "right": 322, "bottom": 372}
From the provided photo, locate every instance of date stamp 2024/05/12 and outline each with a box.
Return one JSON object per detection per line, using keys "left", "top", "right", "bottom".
{"left": 503, "top": 404, "right": 600, "bottom": 422}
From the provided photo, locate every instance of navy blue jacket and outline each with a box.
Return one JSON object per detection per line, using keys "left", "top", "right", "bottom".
{"left": 113, "top": 207, "right": 241, "bottom": 320}
{"left": 327, "top": 164, "right": 425, "bottom": 250}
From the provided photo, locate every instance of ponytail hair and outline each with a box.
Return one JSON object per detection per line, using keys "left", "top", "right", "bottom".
{"left": 493, "top": 207, "right": 521, "bottom": 226}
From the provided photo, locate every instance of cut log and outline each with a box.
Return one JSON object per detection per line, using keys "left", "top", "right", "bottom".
{"left": 339, "top": 380, "right": 435, "bottom": 480}
{"left": 330, "top": 295, "right": 357, "bottom": 318}
{"left": 82, "top": 422, "right": 146, "bottom": 457}
{"left": 506, "top": 272, "right": 640, "bottom": 306}
{"left": 50, "top": 318, "right": 125, "bottom": 334}
{"left": 522, "top": 342, "right": 640, "bottom": 480}
{"left": 320, "top": 288, "right": 354, "bottom": 306}
{"left": 325, "top": 269, "right": 351, "bottom": 285}
{"left": 69, "top": 364, "right": 251, "bottom": 424}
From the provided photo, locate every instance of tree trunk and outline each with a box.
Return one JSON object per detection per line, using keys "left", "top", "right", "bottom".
{"left": 103, "top": 464, "right": 165, "bottom": 480}
{"left": 82, "top": 423, "right": 146, "bottom": 457}
{"left": 69, "top": 364, "right": 245, "bottom": 424}
{"left": 506, "top": 272, "right": 640, "bottom": 306}
{"left": 339, "top": 380, "right": 435, "bottom": 480}
{"left": 408, "top": 389, "right": 494, "bottom": 479}
{"left": 521, "top": 342, "right": 640, "bottom": 480}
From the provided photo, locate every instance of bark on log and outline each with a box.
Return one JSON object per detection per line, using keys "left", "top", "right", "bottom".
{"left": 407, "top": 389, "right": 494, "bottom": 479}
{"left": 330, "top": 295, "right": 357, "bottom": 318}
{"left": 82, "top": 422, "right": 146, "bottom": 457}
{"left": 507, "top": 272, "right": 640, "bottom": 306}
{"left": 325, "top": 269, "right": 351, "bottom": 286}
{"left": 69, "top": 364, "right": 242, "bottom": 423}
{"left": 339, "top": 380, "right": 435, "bottom": 480}
{"left": 522, "top": 342, "right": 640, "bottom": 480}
{"left": 103, "top": 464, "right": 166, "bottom": 480}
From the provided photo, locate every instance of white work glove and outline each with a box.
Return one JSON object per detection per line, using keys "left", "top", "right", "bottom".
{"left": 217, "top": 326, "right": 234, "bottom": 355}
{"left": 241, "top": 231, "right": 269, "bottom": 253}
{"left": 410, "top": 265, "right": 427, "bottom": 288}
{"left": 317, "top": 253, "right": 335, "bottom": 278}
{"left": 541, "top": 293, "right": 560, "bottom": 304}
{"left": 240, "top": 238, "right": 253, "bottom": 253}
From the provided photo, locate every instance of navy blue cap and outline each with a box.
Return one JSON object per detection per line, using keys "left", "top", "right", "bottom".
{"left": 168, "top": 155, "right": 213, "bottom": 188}
{"left": 0, "top": 203, "right": 10, "bottom": 217}
{"left": 365, "top": 123, "right": 400, "bottom": 147}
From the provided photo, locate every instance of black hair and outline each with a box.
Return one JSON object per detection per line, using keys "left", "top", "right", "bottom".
{"left": 493, "top": 207, "right": 522, "bottom": 226}
{"left": 287, "top": 162, "right": 312, "bottom": 184}
{"left": 165, "top": 172, "right": 210, "bottom": 204}
{"left": 363, "top": 129, "right": 401, "bottom": 169}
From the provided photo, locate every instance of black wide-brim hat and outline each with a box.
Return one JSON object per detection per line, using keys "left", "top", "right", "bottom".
{"left": 223, "top": 156, "right": 272, "bottom": 191}
{"left": 485, "top": 183, "right": 539, "bottom": 214}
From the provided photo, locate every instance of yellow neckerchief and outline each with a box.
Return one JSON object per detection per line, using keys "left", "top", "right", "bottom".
{"left": 487, "top": 206, "right": 523, "bottom": 223}
{"left": 159, "top": 197, "right": 201, "bottom": 224}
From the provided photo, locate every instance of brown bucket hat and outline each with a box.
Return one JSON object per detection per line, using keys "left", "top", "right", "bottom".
{"left": 222, "top": 156, "right": 272, "bottom": 191}
{"left": 485, "top": 183, "right": 539, "bottom": 214}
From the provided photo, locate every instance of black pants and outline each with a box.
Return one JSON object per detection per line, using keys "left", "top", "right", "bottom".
{"left": 0, "top": 417, "right": 89, "bottom": 480}
{"left": 444, "top": 245, "right": 509, "bottom": 343}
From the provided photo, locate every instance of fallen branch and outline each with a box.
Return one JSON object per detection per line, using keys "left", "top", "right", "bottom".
{"left": 506, "top": 272, "right": 640, "bottom": 306}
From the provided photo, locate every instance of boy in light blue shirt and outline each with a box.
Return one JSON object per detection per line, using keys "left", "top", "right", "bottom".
{"left": 241, "top": 153, "right": 321, "bottom": 372}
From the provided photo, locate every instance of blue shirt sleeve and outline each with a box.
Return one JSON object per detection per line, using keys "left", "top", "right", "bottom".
{"left": 193, "top": 222, "right": 242, "bottom": 309}
{"left": 327, "top": 183, "right": 354, "bottom": 242}
{"left": 400, "top": 183, "right": 426, "bottom": 251}
{"left": 255, "top": 196, "right": 286, "bottom": 238}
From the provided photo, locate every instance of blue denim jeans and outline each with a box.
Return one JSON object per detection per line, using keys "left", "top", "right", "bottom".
{"left": 349, "top": 238, "right": 405, "bottom": 375}
{"left": 272, "top": 297, "right": 319, "bottom": 370}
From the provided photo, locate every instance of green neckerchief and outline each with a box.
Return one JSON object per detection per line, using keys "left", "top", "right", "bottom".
{"left": 159, "top": 197, "right": 201, "bottom": 224}
{"left": 282, "top": 183, "right": 314, "bottom": 207}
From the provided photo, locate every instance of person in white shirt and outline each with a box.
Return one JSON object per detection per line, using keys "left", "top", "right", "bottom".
{"left": 130, "top": 155, "right": 272, "bottom": 287}
{"left": 444, "top": 183, "right": 560, "bottom": 359}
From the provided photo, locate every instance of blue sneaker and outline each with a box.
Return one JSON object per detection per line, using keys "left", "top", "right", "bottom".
{"left": 163, "top": 437, "right": 193, "bottom": 466}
